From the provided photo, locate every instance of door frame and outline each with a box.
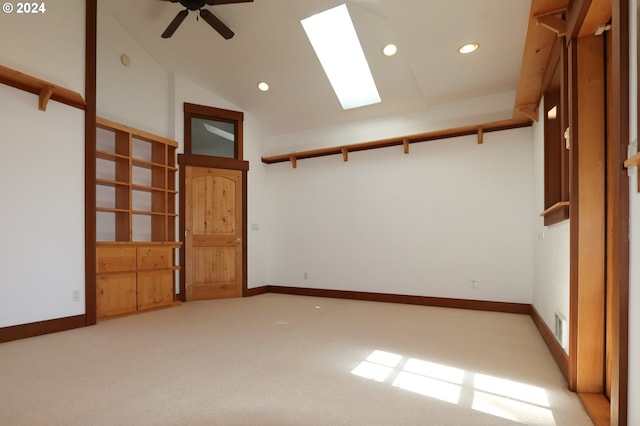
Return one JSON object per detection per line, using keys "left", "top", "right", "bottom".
{"left": 565, "top": 0, "right": 630, "bottom": 423}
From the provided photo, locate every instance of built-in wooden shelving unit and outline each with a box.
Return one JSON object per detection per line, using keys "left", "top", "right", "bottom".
{"left": 262, "top": 118, "right": 532, "bottom": 168}
{"left": 95, "top": 117, "right": 181, "bottom": 318}
{"left": 0, "top": 64, "right": 85, "bottom": 111}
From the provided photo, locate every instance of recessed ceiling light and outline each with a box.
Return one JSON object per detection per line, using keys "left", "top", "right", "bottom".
{"left": 257, "top": 81, "right": 270, "bottom": 92}
{"left": 383, "top": 44, "right": 397, "bottom": 57}
{"left": 458, "top": 43, "right": 479, "bottom": 54}
{"left": 301, "top": 4, "right": 381, "bottom": 110}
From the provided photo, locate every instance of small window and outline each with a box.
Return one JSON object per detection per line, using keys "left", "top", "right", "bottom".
{"left": 184, "top": 103, "right": 243, "bottom": 160}
{"left": 191, "top": 117, "right": 236, "bottom": 158}
{"left": 542, "top": 40, "right": 570, "bottom": 226}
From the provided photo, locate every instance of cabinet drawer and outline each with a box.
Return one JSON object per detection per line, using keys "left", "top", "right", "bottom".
{"left": 137, "top": 270, "right": 174, "bottom": 311}
{"left": 137, "top": 246, "right": 173, "bottom": 270}
{"left": 96, "top": 272, "right": 137, "bottom": 317}
{"left": 96, "top": 246, "right": 136, "bottom": 273}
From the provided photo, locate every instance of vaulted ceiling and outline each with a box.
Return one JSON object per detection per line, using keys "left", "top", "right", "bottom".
{"left": 100, "top": 0, "right": 532, "bottom": 136}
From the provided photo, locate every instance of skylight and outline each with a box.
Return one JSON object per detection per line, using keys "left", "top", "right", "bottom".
{"left": 301, "top": 4, "right": 381, "bottom": 110}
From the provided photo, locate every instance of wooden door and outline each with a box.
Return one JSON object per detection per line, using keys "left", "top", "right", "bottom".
{"left": 185, "top": 166, "right": 243, "bottom": 300}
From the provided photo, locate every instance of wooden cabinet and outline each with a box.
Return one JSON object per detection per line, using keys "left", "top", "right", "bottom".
{"left": 95, "top": 117, "right": 181, "bottom": 318}
{"left": 96, "top": 243, "right": 180, "bottom": 317}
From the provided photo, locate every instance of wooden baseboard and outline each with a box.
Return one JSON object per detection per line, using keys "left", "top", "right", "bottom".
{"left": 244, "top": 286, "right": 269, "bottom": 297}
{"left": 530, "top": 306, "right": 569, "bottom": 382}
{"left": 259, "top": 285, "right": 531, "bottom": 314}
{"left": 0, "top": 315, "right": 87, "bottom": 344}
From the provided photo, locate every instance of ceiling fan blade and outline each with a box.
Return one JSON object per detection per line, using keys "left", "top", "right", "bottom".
{"left": 205, "top": 0, "right": 253, "bottom": 5}
{"left": 161, "top": 9, "right": 189, "bottom": 38}
{"left": 199, "top": 9, "right": 234, "bottom": 39}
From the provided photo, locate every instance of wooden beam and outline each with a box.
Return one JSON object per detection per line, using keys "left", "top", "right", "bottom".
{"left": 513, "top": 0, "right": 570, "bottom": 120}
{"left": 567, "top": 0, "right": 593, "bottom": 39}
{"left": 579, "top": 0, "right": 612, "bottom": 38}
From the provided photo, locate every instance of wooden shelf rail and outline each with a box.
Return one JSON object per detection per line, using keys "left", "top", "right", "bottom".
{"left": 0, "top": 64, "right": 85, "bottom": 111}
{"left": 623, "top": 151, "right": 640, "bottom": 168}
{"left": 262, "top": 118, "right": 532, "bottom": 168}
{"left": 624, "top": 151, "right": 640, "bottom": 193}
{"left": 540, "top": 201, "right": 570, "bottom": 217}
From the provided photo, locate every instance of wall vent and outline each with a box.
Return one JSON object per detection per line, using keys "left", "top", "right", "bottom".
{"left": 554, "top": 311, "right": 569, "bottom": 351}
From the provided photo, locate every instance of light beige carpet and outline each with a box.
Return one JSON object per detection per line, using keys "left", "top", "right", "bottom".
{"left": 0, "top": 294, "right": 592, "bottom": 425}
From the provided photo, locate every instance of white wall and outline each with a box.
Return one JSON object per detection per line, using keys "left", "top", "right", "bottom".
{"left": 531, "top": 101, "right": 571, "bottom": 351}
{"left": 266, "top": 128, "right": 534, "bottom": 303}
{"left": 627, "top": 0, "right": 639, "bottom": 421}
{"left": 0, "top": 1, "right": 86, "bottom": 327}
{"left": 264, "top": 91, "right": 517, "bottom": 155}
{"left": 97, "top": 12, "right": 171, "bottom": 136}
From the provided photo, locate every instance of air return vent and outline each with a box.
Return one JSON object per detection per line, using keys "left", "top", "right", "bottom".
{"left": 554, "top": 312, "right": 569, "bottom": 351}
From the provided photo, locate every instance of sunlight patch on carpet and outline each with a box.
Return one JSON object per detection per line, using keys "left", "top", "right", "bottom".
{"left": 351, "top": 350, "right": 557, "bottom": 425}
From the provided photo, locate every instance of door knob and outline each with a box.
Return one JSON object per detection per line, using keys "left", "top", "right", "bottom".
{"left": 236, "top": 237, "right": 241, "bottom": 244}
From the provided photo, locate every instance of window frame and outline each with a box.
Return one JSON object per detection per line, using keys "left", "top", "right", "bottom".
{"left": 541, "top": 37, "right": 570, "bottom": 226}
{"left": 184, "top": 102, "right": 244, "bottom": 161}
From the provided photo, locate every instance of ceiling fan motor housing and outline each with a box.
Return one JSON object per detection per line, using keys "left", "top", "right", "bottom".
{"left": 180, "top": 0, "right": 207, "bottom": 11}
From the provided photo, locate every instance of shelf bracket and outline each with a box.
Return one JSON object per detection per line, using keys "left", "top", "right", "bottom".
{"left": 289, "top": 155, "right": 297, "bottom": 169}
{"left": 38, "top": 86, "right": 55, "bottom": 111}
{"left": 403, "top": 139, "right": 410, "bottom": 154}
{"left": 477, "top": 127, "right": 484, "bottom": 145}
{"left": 342, "top": 148, "right": 349, "bottom": 162}
{"left": 535, "top": 9, "right": 567, "bottom": 36}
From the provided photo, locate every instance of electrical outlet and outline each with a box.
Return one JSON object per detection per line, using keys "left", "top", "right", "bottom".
{"left": 72, "top": 290, "right": 80, "bottom": 302}
{"left": 304, "top": 272, "right": 309, "bottom": 280}
{"left": 471, "top": 280, "right": 478, "bottom": 289}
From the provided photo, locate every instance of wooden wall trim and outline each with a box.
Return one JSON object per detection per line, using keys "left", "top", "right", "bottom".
{"left": 610, "top": 0, "right": 630, "bottom": 423}
{"left": 85, "top": 0, "right": 97, "bottom": 326}
{"left": 531, "top": 306, "right": 569, "bottom": 381}
{"left": 177, "top": 154, "right": 249, "bottom": 171}
{"left": 244, "top": 286, "right": 269, "bottom": 297}
{"left": 575, "top": 34, "right": 607, "bottom": 394}
{"left": 0, "top": 316, "right": 86, "bottom": 344}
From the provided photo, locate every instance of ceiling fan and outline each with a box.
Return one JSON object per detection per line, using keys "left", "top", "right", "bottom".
{"left": 159, "top": 0, "right": 254, "bottom": 40}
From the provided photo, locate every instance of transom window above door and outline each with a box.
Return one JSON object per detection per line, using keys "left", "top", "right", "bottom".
{"left": 191, "top": 117, "right": 235, "bottom": 158}
{"left": 184, "top": 103, "right": 244, "bottom": 160}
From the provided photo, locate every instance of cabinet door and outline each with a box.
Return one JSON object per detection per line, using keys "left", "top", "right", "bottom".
{"left": 96, "top": 273, "right": 137, "bottom": 317}
{"left": 137, "top": 270, "right": 173, "bottom": 311}
{"left": 137, "top": 246, "right": 172, "bottom": 270}
{"left": 96, "top": 246, "right": 136, "bottom": 273}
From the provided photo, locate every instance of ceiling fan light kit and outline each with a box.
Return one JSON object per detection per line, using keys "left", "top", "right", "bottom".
{"left": 160, "top": 0, "right": 254, "bottom": 40}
